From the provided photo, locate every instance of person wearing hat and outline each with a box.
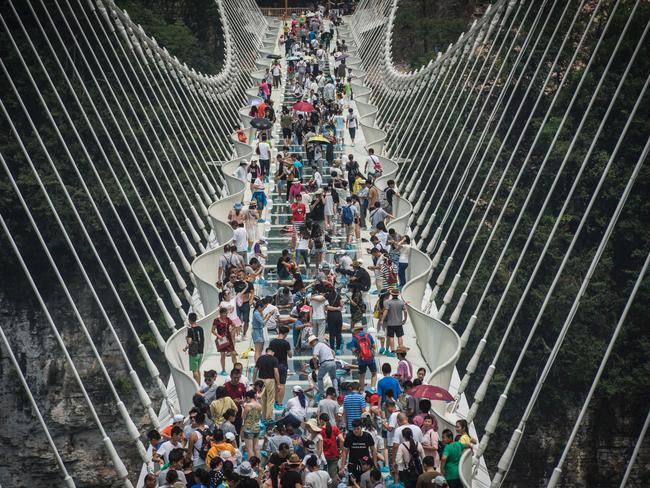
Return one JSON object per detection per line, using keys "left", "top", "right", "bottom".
{"left": 281, "top": 453, "right": 304, "bottom": 488}
{"left": 367, "top": 245, "right": 385, "bottom": 295}
{"left": 235, "top": 461, "right": 258, "bottom": 479}
{"left": 350, "top": 324, "right": 377, "bottom": 391}
{"left": 276, "top": 385, "right": 307, "bottom": 429}
{"left": 253, "top": 237, "right": 268, "bottom": 266}
{"left": 380, "top": 288, "right": 407, "bottom": 357}
{"left": 160, "top": 413, "right": 186, "bottom": 440}
{"left": 246, "top": 200, "right": 260, "bottom": 248}
{"left": 310, "top": 335, "right": 339, "bottom": 396}
{"left": 396, "top": 346, "right": 414, "bottom": 384}
{"left": 303, "top": 418, "right": 324, "bottom": 460}
{"left": 228, "top": 201, "right": 248, "bottom": 225}
{"left": 235, "top": 159, "right": 249, "bottom": 180}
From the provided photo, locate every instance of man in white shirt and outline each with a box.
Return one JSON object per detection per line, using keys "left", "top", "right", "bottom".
{"left": 234, "top": 160, "right": 248, "bottom": 181}
{"left": 392, "top": 412, "right": 424, "bottom": 447}
{"left": 232, "top": 221, "right": 249, "bottom": 261}
{"left": 337, "top": 251, "right": 354, "bottom": 271}
{"left": 310, "top": 294, "right": 329, "bottom": 340}
{"left": 310, "top": 335, "right": 338, "bottom": 395}
{"left": 365, "top": 148, "right": 381, "bottom": 179}
{"left": 257, "top": 135, "right": 272, "bottom": 179}
{"left": 263, "top": 298, "right": 280, "bottom": 333}
{"left": 155, "top": 426, "right": 184, "bottom": 464}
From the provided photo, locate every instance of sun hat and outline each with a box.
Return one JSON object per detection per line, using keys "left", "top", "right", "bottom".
{"left": 293, "top": 385, "right": 304, "bottom": 393}
{"left": 308, "top": 334, "right": 318, "bottom": 343}
{"left": 352, "top": 324, "right": 364, "bottom": 332}
{"left": 396, "top": 346, "right": 410, "bottom": 354}
{"left": 390, "top": 287, "right": 400, "bottom": 296}
{"left": 234, "top": 202, "right": 243, "bottom": 210}
{"left": 235, "top": 462, "right": 257, "bottom": 478}
{"left": 304, "top": 418, "right": 321, "bottom": 432}
{"left": 287, "top": 453, "right": 302, "bottom": 465}
{"left": 249, "top": 200, "right": 257, "bottom": 207}
{"left": 173, "top": 414, "right": 185, "bottom": 423}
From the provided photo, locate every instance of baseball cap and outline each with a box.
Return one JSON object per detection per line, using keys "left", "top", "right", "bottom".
{"left": 225, "top": 432, "right": 236, "bottom": 441}
{"left": 173, "top": 414, "right": 184, "bottom": 423}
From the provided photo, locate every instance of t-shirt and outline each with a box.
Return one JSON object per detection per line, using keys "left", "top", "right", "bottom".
{"left": 369, "top": 208, "right": 389, "bottom": 229}
{"left": 318, "top": 398, "right": 339, "bottom": 425}
{"left": 377, "top": 376, "right": 402, "bottom": 404}
{"left": 305, "top": 470, "right": 331, "bottom": 488}
{"left": 286, "top": 396, "right": 306, "bottom": 420}
{"left": 158, "top": 469, "right": 186, "bottom": 487}
{"left": 321, "top": 424, "right": 341, "bottom": 459}
{"left": 281, "top": 470, "right": 303, "bottom": 488}
{"left": 224, "top": 381, "right": 246, "bottom": 401}
{"left": 156, "top": 440, "right": 183, "bottom": 464}
{"left": 386, "top": 411, "right": 399, "bottom": 446}
{"left": 269, "top": 338, "right": 291, "bottom": 365}
{"left": 233, "top": 227, "right": 248, "bottom": 252}
{"left": 342, "top": 392, "right": 366, "bottom": 430}
{"left": 256, "top": 354, "right": 279, "bottom": 379}
{"left": 392, "top": 424, "right": 424, "bottom": 446}
{"left": 313, "top": 342, "right": 335, "bottom": 363}
{"left": 416, "top": 471, "right": 443, "bottom": 488}
{"left": 346, "top": 113, "right": 357, "bottom": 128}
{"left": 311, "top": 297, "right": 328, "bottom": 320}
{"left": 258, "top": 142, "right": 271, "bottom": 160}
{"left": 264, "top": 304, "right": 280, "bottom": 331}
{"left": 343, "top": 431, "right": 374, "bottom": 464}
{"left": 291, "top": 202, "right": 306, "bottom": 222}
{"left": 186, "top": 326, "right": 205, "bottom": 355}
{"left": 384, "top": 298, "right": 406, "bottom": 326}
{"left": 442, "top": 441, "right": 463, "bottom": 480}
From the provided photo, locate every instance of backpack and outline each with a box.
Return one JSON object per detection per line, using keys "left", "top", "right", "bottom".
{"left": 223, "top": 255, "right": 235, "bottom": 282}
{"left": 353, "top": 333, "right": 373, "bottom": 361}
{"left": 341, "top": 205, "right": 354, "bottom": 224}
{"left": 357, "top": 268, "right": 371, "bottom": 292}
{"left": 402, "top": 442, "right": 423, "bottom": 476}
{"left": 195, "top": 427, "right": 211, "bottom": 460}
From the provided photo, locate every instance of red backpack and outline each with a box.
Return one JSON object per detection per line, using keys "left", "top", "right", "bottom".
{"left": 354, "top": 333, "right": 374, "bottom": 361}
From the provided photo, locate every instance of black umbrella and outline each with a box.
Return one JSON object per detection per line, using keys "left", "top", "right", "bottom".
{"left": 250, "top": 117, "right": 273, "bottom": 130}
{"left": 266, "top": 54, "right": 281, "bottom": 60}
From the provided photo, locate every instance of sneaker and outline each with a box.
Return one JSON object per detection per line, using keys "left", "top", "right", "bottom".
{"left": 381, "top": 465, "right": 390, "bottom": 473}
{"left": 220, "top": 370, "right": 228, "bottom": 376}
{"left": 378, "top": 347, "right": 386, "bottom": 355}
{"left": 370, "top": 290, "right": 379, "bottom": 295}
{"left": 385, "top": 351, "right": 397, "bottom": 358}
{"left": 274, "top": 402, "right": 284, "bottom": 410}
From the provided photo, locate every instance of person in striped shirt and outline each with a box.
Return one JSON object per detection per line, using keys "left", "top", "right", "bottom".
{"left": 343, "top": 382, "right": 367, "bottom": 430}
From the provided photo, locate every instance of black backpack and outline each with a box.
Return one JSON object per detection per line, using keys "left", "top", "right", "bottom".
{"left": 195, "top": 427, "right": 211, "bottom": 460}
{"left": 402, "top": 442, "right": 423, "bottom": 475}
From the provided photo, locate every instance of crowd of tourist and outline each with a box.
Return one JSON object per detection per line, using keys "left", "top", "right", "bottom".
{"left": 143, "top": 6, "right": 475, "bottom": 488}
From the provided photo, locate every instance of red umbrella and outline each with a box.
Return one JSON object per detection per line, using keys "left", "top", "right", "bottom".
{"left": 293, "top": 101, "right": 315, "bottom": 112}
{"left": 408, "top": 385, "right": 454, "bottom": 402}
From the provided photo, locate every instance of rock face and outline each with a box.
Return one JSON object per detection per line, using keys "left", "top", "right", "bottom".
{"left": 0, "top": 285, "right": 153, "bottom": 487}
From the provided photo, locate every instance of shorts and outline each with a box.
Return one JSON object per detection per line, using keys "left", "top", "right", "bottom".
{"left": 278, "top": 363, "right": 288, "bottom": 385}
{"left": 293, "top": 221, "right": 304, "bottom": 233}
{"left": 344, "top": 223, "right": 354, "bottom": 236}
{"left": 387, "top": 324, "right": 404, "bottom": 338}
{"left": 243, "top": 430, "right": 260, "bottom": 440}
{"left": 358, "top": 359, "right": 377, "bottom": 375}
{"left": 282, "top": 128, "right": 292, "bottom": 138}
{"left": 252, "top": 327, "right": 265, "bottom": 344}
{"left": 237, "top": 302, "right": 251, "bottom": 323}
{"left": 189, "top": 353, "right": 203, "bottom": 372}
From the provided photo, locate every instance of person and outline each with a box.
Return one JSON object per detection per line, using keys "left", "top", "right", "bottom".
{"left": 272, "top": 61, "right": 282, "bottom": 88}
{"left": 246, "top": 200, "right": 261, "bottom": 248}
{"left": 383, "top": 180, "right": 399, "bottom": 214}
{"left": 155, "top": 425, "right": 183, "bottom": 464}
{"left": 365, "top": 148, "right": 382, "bottom": 180}
{"left": 253, "top": 347, "right": 280, "bottom": 422}
{"left": 228, "top": 201, "right": 248, "bottom": 225}
{"left": 392, "top": 413, "right": 424, "bottom": 453}
{"left": 257, "top": 135, "right": 271, "bottom": 179}
{"left": 310, "top": 335, "right": 338, "bottom": 396}
{"left": 341, "top": 419, "right": 377, "bottom": 481}
{"left": 268, "top": 443, "right": 291, "bottom": 488}
{"left": 212, "top": 307, "right": 237, "bottom": 375}
{"left": 311, "top": 292, "right": 328, "bottom": 341}
{"left": 206, "top": 429, "right": 237, "bottom": 467}
{"left": 454, "top": 419, "right": 476, "bottom": 447}
{"left": 396, "top": 427, "right": 425, "bottom": 488}
{"left": 281, "top": 454, "right": 304, "bottom": 488}
{"left": 219, "top": 408, "right": 238, "bottom": 439}
{"left": 296, "top": 228, "right": 312, "bottom": 269}
{"left": 223, "top": 368, "right": 247, "bottom": 420}
{"left": 322, "top": 287, "right": 342, "bottom": 355}
{"left": 381, "top": 288, "right": 407, "bottom": 355}
{"left": 187, "top": 411, "right": 209, "bottom": 470}
{"left": 413, "top": 367, "right": 427, "bottom": 387}
{"left": 440, "top": 430, "right": 463, "bottom": 488}
{"left": 348, "top": 259, "right": 371, "bottom": 293}
{"left": 396, "top": 347, "right": 414, "bottom": 384}
{"left": 416, "top": 456, "right": 443, "bottom": 488}
{"left": 210, "top": 386, "right": 237, "bottom": 425}
{"left": 395, "top": 235, "right": 411, "bottom": 287}
{"left": 143, "top": 472, "right": 157, "bottom": 488}
{"left": 341, "top": 196, "right": 358, "bottom": 245}
{"left": 233, "top": 268, "right": 256, "bottom": 339}
{"left": 185, "top": 312, "right": 205, "bottom": 384}
{"left": 233, "top": 221, "right": 249, "bottom": 263}
{"left": 342, "top": 382, "right": 366, "bottom": 431}
{"left": 242, "top": 389, "right": 262, "bottom": 459}
{"left": 320, "top": 412, "right": 343, "bottom": 485}
{"left": 218, "top": 289, "right": 242, "bottom": 342}
{"left": 269, "top": 325, "right": 292, "bottom": 406}
{"left": 346, "top": 154, "right": 360, "bottom": 190}
{"left": 252, "top": 299, "right": 266, "bottom": 361}
{"left": 368, "top": 202, "right": 392, "bottom": 231}
{"left": 413, "top": 400, "right": 433, "bottom": 428}
{"left": 305, "top": 455, "right": 330, "bottom": 488}
{"left": 195, "top": 369, "right": 218, "bottom": 406}
{"left": 158, "top": 448, "right": 187, "bottom": 486}
{"left": 421, "top": 415, "right": 440, "bottom": 468}
{"left": 317, "top": 386, "right": 339, "bottom": 423}
{"left": 350, "top": 325, "right": 377, "bottom": 391}
{"left": 377, "top": 363, "right": 401, "bottom": 405}
{"left": 291, "top": 193, "right": 307, "bottom": 247}
{"left": 277, "top": 385, "right": 307, "bottom": 429}
{"left": 345, "top": 108, "right": 357, "bottom": 146}
{"left": 304, "top": 417, "right": 324, "bottom": 461}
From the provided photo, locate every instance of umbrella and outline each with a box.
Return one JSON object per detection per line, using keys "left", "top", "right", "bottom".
{"left": 266, "top": 54, "right": 281, "bottom": 59}
{"left": 408, "top": 385, "right": 454, "bottom": 402}
{"left": 287, "top": 56, "right": 301, "bottom": 61}
{"left": 335, "top": 53, "right": 349, "bottom": 61}
{"left": 250, "top": 117, "right": 273, "bottom": 130}
{"left": 308, "top": 135, "right": 332, "bottom": 144}
{"left": 250, "top": 99, "right": 263, "bottom": 106}
{"left": 293, "top": 101, "right": 315, "bottom": 112}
